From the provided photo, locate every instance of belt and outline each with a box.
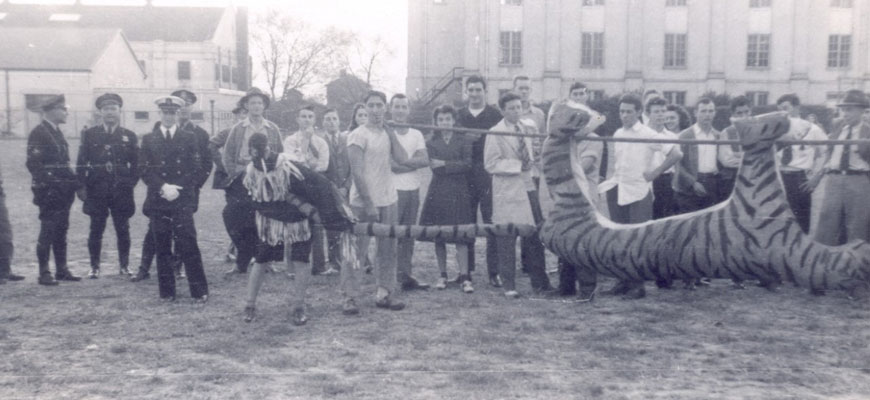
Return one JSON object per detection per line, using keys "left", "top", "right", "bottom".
{"left": 825, "top": 169, "right": 870, "bottom": 176}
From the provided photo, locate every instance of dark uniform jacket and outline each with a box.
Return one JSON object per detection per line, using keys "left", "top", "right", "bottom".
{"left": 76, "top": 124, "right": 139, "bottom": 216}
{"left": 138, "top": 124, "right": 207, "bottom": 217}
{"left": 26, "top": 121, "right": 81, "bottom": 209}
{"left": 180, "top": 121, "right": 213, "bottom": 189}
{"left": 320, "top": 130, "right": 351, "bottom": 190}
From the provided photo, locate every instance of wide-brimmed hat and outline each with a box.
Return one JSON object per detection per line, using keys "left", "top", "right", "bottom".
{"left": 240, "top": 87, "right": 270, "bottom": 110}
{"left": 171, "top": 89, "right": 197, "bottom": 106}
{"left": 41, "top": 94, "right": 67, "bottom": 112}
{"left": 95, "top": 93, "right": 123, "bottom": 109}
{"left": 837, "top": 89, "right": 870, "bottom": 109}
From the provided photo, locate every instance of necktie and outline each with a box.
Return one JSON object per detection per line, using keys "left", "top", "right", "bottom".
{"left": 781, "top": 145, "right": 793, "bottom": 167}
{"left": 840, "top": 126, "right": 852, "bottom": 171}
{"left": 516, "top": 125, "right": 531, "bottom": 171}
{"left": 165, "top": 128, "right": 171, "bottom": 141}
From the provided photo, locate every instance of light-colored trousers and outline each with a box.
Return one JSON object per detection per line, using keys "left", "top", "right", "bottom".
{"left": 342, "top": 203, "right": 398, "bottom": 300}
{"left": 813, "top": 174, "right": 870, "bottom": 245}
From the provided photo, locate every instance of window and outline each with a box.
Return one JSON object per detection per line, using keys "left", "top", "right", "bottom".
{"left": 746, "top": 91, "right": 769, "bottom": 106}
{"left": 831, "top": 0, "right": 852, "bottom": 7}
{"left": 749, "top": 0, "right": 770, "bottom": 7}
{"left": 666, "top": 0, "right": 687, "bottom": 5}
{"left": 583, "top": 0, "right": 604, "bottom": 5}
{"left": 215, "top": 64, "right": 220, "bottom": 81}
{"left": 499, "top": 31, "right": 522, "bottom": 66}
{"left": 828, "top": 35, "right": 851, "bottom": 68}
{"left": 177, "top": 61, "right": 191, "bottom": 80}
{"left": 581, "top": 32, "right": 605, "bottom": 68}
{"left": 134, "top": 112, "right": 150, "bottom": 121}
{"left": 501, "top": 0, "right": 522, "bottom": 4}
{"left": 664, "top": 33, "right": 687, "bottom": 68}
{"left": 589, "top": 90, "right": 605, "bottom": 102}
{"left": 191, "top": 112, "right": 205, "bottom": 121}
{"left": 663, "top": 91, "right": 686, "bottom": 106}
{"left": 221, "top": 65, "right": 231, "bottom": 83}
{"left": 232, "top": 67, "right": 240, "bottom": 84}
{"left": 746, "top": 34, "right": 770, "bottom": 68}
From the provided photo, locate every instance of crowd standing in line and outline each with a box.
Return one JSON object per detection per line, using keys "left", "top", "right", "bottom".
{"left": 7, "top": 75, "right": 868, "bottom": 322}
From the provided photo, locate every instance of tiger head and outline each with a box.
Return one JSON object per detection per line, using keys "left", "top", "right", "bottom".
{"left": 733, "top": 111, "right": 790, "bottom": 149}
{"left": 547, "top": 103, "right": 606, "bottom": 140}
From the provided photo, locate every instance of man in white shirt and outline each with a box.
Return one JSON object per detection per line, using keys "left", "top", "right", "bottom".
{"left": 717, "top": 96, "right": 751, "bottom": 202}
{"left": 283, "top": 105, "right": 330, "bottom": 275}
{"left": 775, "top": 94, "right": 827, "bottom": 234}
{"left": 673, "top": 98, "right": 721, "bottom": 213}
{"left": 640, "top": 89, "right": 662, "bottom": 126}
{"left": 599, "top": 94, "right": 682, "bottom": 299}
{"left": 344, "top": 90, "right": 410, "bottom": 314}
{"left": 646, "top": 97, "right": 679, "bottom": 220}
{"left": 389, "top": 94, "right": 430, "bottom": 291}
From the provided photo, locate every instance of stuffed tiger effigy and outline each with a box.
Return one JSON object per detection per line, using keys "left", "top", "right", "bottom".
{"left": 539, "top": 104, "right": 870, "bottom": 296}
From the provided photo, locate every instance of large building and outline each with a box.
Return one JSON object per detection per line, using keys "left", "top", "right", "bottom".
{"left": 407, "top": 0, "right": 870, "bottom": 107}
{"left": 0, "top": 2, "right": 249, "bottom": 136}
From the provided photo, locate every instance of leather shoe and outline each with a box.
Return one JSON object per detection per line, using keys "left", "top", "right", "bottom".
{"left": 160, "top": 295, "right": 176, "bottom": 303}
{"left": 489, "top": 275, "right": 503, "bottom": 288}
{"left": 194, "top": 295, "right": 208, "bottom": 304}
{"left": 375, "top": 296, "right": 405, "bottom": 311}
{"left": 119, "top": 267, "right": 131, "bottom": 276}
{"left": 4, "top": 273, "right": 24, "bottom": 282}
{"left": 56, "top": 271, "right": 82, "bottom": 282}
{"left": 401, "top": 277, "right": 430, "bottom": 291}
{"left": 292, "top": 307, "right": 308, "bottom": 326}
{"left": 38, "top": 275, "right": 59, "bottom": 286}
{"left": 244, "top": 306, "right": 256, "bottom": 323}
{"left": 88, "top": 268, "right": 100, "bottom": 279}
{"left": 342, "top": 298, "right": 360, "bottom": 316}
{"left": 130, "top": 270, "right": 150, "bottom": 282}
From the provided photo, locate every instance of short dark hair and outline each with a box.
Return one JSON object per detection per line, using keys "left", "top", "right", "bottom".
{"left": 643, "top": 89, "right": 660, "bottom": 99}
{"left": 776, "top": 93, "right": 801, "bottom": 107}
{"left": 390, "top": 93, "right": 408, "bottom": 106}
{"left": 232, "top": 106, "right": 246, "bottom": 115}
{"left": 498, "top": 92, "right": 523, "bottom": 110}
{"left": 569, "top": 82, "right": 587, "bottom": 94}
{"left": 363, "top": 90, "right": 387, "bottom": 104}
{"left": 730, "top": 95, "right": 751, "bottom": 112}
{"left": 512, "top": 75, "right": 530, "bottom": 87}
{"left": 666, "top": 104, "right": 694, "bottom": 131}
{"left": 618, "top": 94, "right": 643, "bottom": 112}
{"left": 696, "top": 97, "right": 715, "bottom": 108}
{"left": 645, "top": 97, "right": 668, "bottom": 114}
{"left": 466, "top": 75, "right": 487, "bottom": 90}
{"left": 322, "top": 108, "right": 338, "bottom": 118}
{"left": 433, "top": 104, "right": 457, "bottom": 122}
{"left": 298, "top": 105, "right": 316, "bottom": 115}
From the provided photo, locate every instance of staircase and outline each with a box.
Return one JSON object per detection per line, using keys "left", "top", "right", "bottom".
{"left": 418, "top": 67, "right": 463, "bottom": 106}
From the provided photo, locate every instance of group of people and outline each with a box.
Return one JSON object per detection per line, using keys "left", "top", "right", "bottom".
{"left": 3, "top": 73, "right": 868, "bottom": 324}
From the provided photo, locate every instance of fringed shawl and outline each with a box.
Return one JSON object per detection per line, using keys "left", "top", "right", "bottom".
{"left": 243, "top": 153, "right": 310, "bottom": 246}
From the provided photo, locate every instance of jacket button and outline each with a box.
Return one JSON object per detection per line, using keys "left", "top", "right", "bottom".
{"left": 162, "top": 173, "right": 167, "bottom": 177}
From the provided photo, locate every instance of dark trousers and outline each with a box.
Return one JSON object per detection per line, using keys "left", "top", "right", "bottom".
{"left": 558, "top": 258, "right": 597, "bottom": 295}
{"left": 37, "top": 206, "right": 72, "bottom": 277}
{"left": 0, "top": 191, "right": 13, "bottom": 277}
{"left": 652, "top": 173, "right": 676, "bottom": 220}
{"left": 718, "top": 167, "right": 738, "bottom": 202}
{"left": 150, "top": 209, "right": 208, "bottom": 299}
{"left": 222, "top": 186, "right": 257, "bottom": 273}
{"left": 781, "top": 171, "right": 812, "bottom": 233}
{"left": 675, "top": 173, "right": 720, "bottom": 213}
{"left": 467, "top": 166, "right": 497, "bottom": 277}
{"left": 605, "top": 187, "right": 651, "bottom": 291}
{"left": 88, "top": 214, "right": 131, "bottom": 269}
{"left": 139, "top": 228, "right": 180, "bottom": 274}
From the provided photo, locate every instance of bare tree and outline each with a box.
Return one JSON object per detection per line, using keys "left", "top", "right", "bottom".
{"left": 251, "top": 8, "right": 355, "bottom": 101}
{"left": 344, "top": 34, "right": 395, "bottom": 87}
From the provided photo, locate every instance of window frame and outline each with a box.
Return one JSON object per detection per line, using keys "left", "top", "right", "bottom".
{"left": 665, "top": 0, "right": 687, "bottom": 6}
{"left": 177, "top": 60, "right": 192, "bottom": 81}
{"left": 581, "top": 32, "right": 605, "bottom": 69}
{"left": 827, "top": 34, "right": 852, "bottom": 69}
{"left": 749, "top": 0, "right": 771, "bottom": 7}
{"left": 499, "top": 31, "right": 523, "bottom": 66}
{"left": 746, "top": 34, "right": 771, "bottom": 69}
{"left": 664, "top": 33, "right": 688, "bottom": 69}
{"left": 663, "top": 91, "right": 687, "bottom": 106}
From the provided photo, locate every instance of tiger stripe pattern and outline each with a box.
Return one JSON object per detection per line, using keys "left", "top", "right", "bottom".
{"left": 539, "top": 105, "right": 870, "bottom": 294}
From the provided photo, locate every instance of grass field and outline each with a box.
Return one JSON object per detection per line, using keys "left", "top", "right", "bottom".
{"left": 1, "top": 138, "right": 869, "bottom": 399}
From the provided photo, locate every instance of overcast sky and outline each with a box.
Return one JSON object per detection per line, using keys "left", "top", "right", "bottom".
{"left": 6, "top": 0, "right": 409, "bottom": 96}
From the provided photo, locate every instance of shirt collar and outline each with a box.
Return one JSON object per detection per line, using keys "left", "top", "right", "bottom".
{"left": 104, "top": 124, "right": 117, "bottom": 133}
{"left": 693, "top": 124, "right": 714, "bottom": 137}
{"left": 43, "top": 119, "right": 59, "bottom": 132}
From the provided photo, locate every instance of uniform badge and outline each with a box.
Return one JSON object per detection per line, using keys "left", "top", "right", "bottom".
{"left": 122, "top": 136, "right": 129, "bottom": 143}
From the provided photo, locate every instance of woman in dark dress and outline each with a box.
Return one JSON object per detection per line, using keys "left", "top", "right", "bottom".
{"left": 419, "top": 105, "right": 474, "bottom": 293}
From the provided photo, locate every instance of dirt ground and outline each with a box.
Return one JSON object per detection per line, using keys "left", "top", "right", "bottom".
{"left": 1, "top": 138, "right": 869, "bottom": 400}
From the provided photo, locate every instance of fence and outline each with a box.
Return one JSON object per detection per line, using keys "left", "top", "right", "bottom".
{"left": 0, "top": 108, "right": 240, "bottom": 139}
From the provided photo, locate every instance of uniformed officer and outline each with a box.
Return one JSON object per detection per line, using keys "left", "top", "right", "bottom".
{"left": 26, "top": 94, "right": 83, "bottom": 286}
{"left": 139, "top": 96, "right": 209, "bottom": 302}
{"left": 76, "top": 93, "right": 139, "bottom": 278}
{"left": 171, "top": 89, "right": 213, "bottom": 200}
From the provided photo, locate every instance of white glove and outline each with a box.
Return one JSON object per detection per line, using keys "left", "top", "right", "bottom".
{"left": 160, "top": 184, "right": 183, "bottom": 202}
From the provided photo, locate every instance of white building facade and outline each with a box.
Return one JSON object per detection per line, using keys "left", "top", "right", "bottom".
{"left": 407, "top": 0, "right": 870, "bottom": 107}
